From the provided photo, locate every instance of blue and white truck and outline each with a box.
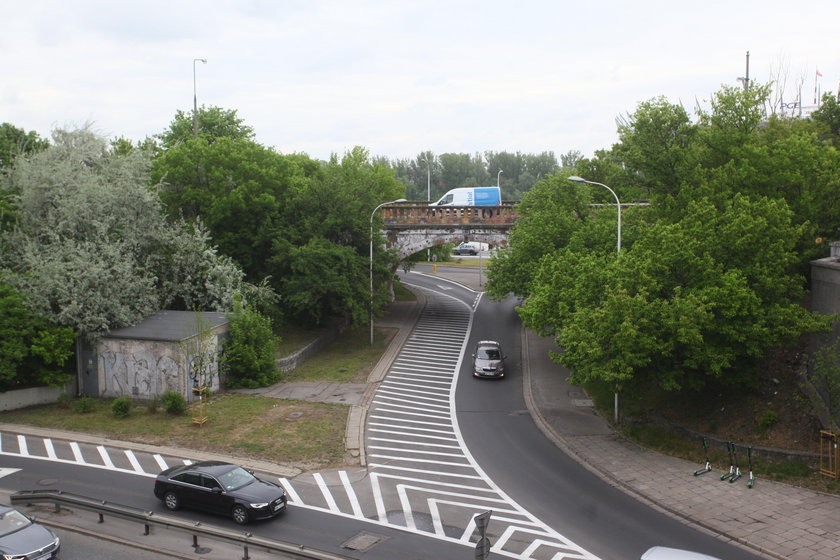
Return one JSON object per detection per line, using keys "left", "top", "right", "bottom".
{"left": 430, "top": 186, "right": 501, "bottom": 206}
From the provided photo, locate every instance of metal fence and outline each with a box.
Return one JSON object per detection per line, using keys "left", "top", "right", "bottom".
{"left": 10, "top": 489, "right": 354, "bottom": 560}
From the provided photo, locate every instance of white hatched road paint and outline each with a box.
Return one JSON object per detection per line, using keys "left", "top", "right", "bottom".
{"left": 0, "top": 284, "right": 600, "bottom": 560}
{"left": 278, "top": 285, "right": 600, "bottom": 560}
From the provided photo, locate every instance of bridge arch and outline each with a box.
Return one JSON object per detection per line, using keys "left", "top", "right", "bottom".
{"left": 378, "top": 202, "right": 516, "bottom": 260}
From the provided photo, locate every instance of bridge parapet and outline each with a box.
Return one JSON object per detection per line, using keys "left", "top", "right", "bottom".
{"left": 381, "top": 203, "right": 517, "bottom": 229}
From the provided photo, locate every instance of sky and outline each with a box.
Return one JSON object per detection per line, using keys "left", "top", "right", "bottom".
{"left": 3, "top": 0, "right": 839, "bottom": 162}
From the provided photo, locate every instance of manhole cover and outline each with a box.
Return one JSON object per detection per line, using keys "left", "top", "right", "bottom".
{"left": 287, "top": 411, "right": 304, "bottom": 418}
{"left": 573, "top": 399, "right": 594, "bottom": 407}
{"left": 342, "top": 531, "right": 387, "bottom": 551}
{"left": 38, "top": 478, "right": 59, "bottom": 486}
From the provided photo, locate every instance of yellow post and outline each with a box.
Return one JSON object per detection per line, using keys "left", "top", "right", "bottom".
{"left": 433, "top": 263, "right": 437, "bottom": 273}
{"left": 819, "top": 430, "right": 839, "bottom": 479}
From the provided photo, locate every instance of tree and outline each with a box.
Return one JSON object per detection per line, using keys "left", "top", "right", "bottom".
{"left": 811, "top": 92, "right": 840, "bottom": 143}
{"left": 0, "top": 122, "right": 49, "bottom": 169}
{"left": 1, "top": 127, "right": 260, "bottom": 341}
{"left": 151, "top": 135, "right": 306, "bottom": 281}
{"left": 484, "top": 173, "right": 590, "bottom": 300}
{"left": 0, "top": 282, "right": 75, "bottom": 390}
{"left": 614, "top": 97, "right": 697, "bottom": 196}
{"left": 157, "top": 106, "right": 255, "bottom": 149}
{"left": 518, "top": 194, "right": 831, "bottom": 393}
{"left": 276, "top": 147, "right": 404, "bottom": 326}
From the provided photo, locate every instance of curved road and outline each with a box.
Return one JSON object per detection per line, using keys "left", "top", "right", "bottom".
{"left": 405, "top": 270, "right": 764, "bottom": 560}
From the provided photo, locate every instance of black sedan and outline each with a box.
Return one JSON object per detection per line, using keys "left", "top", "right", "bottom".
{"left": 0, "top": 505, "right": 60, "bottom": 559}
{"left": 154, "top": 460, "right": 287, "bottom": 525}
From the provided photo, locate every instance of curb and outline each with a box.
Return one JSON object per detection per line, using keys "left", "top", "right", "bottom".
{"left": 346, "top": 287, "right": 427, "bottom": 467}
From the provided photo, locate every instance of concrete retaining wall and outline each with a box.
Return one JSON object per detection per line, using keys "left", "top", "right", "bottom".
{"left": 0, "top": 384, "right": 74, "bottom": 411}
{"left": 276, "top": 320, "right": 348, "bottom": 372}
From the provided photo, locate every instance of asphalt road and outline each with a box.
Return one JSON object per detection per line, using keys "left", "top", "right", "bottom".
{"left": 404, "top": 271, "right": 764, "bottom": 560}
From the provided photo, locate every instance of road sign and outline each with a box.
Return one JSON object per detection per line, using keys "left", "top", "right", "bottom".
{"left": 474, "top": 510, "right": 492, "bottom": 560}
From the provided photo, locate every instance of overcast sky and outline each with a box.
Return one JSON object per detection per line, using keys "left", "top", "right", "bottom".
{"left": 3, "top": 1, "right": 839, "bottom": 162}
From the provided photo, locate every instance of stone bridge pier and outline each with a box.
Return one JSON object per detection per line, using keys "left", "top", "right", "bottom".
{"left": 379, "top": 203, "right": 516, "bottom": 260}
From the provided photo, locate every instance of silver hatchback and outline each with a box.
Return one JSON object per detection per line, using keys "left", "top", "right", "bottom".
{"left": 472, "top": 340, "right": 506, "bottom": 378}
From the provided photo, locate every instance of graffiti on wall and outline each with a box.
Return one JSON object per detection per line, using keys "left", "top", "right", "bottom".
{"left": 100, "top": 350, "right": 181, "bottom": 399}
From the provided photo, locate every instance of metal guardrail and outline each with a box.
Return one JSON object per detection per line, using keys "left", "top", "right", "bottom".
{"left": 10, "top": 489, "right": 355, "bottom": 560}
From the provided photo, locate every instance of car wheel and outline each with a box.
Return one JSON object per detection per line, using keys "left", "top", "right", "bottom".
{"left": 231, "top": 504, "right": 249, "bottom": 525}
{"left": 163, "top": 491, "right": 180, "bottom": 511}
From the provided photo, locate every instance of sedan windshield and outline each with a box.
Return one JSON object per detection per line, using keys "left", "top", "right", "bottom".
{"left": 0, "top": 509, "right": 32, "bottom": 536}
{"left": 217, "top": 466, "right": 257, "bottom": 491}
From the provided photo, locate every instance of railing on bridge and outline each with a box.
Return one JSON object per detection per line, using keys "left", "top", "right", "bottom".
{"left": 380, "top": 201, "right": 518, "bottom": 228}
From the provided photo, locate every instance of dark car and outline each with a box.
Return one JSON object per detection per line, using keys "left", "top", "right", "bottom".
{"left": 472, "top": 340, "right": 506, "bottom": 378}
{"left": 154, "top": 460, "right": 287, "bottom": 525}
{"left": 0, "top": 505, "right": 60, "bottom": 560}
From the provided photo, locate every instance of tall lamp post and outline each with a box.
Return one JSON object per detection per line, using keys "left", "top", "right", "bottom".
{"left": 193, "top": 58, "right": 207, "bottom": 138}
{"left": 421, "top": 156, "right": 432, "bottom": 260}
{"left": 370, "top": 198, "right": 407, "bottom": 345}
{"left": 421, "top": 156, "right": 431, "bottom": 201}
{"left": 567, "top": 176, "right": 622, "bottom": 423}
{"left": 497, "top": 169, "right": 503, "bottom": 189}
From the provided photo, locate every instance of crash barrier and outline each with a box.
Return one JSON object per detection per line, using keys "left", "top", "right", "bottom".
{"left": 819, "top": 430, "right": 839, "bottom": 479}
{"left": 691, "top": 438, "right": 756, "bottom": 488}
{"left": 10, "top": 489, "right": 354, "bottom": 560}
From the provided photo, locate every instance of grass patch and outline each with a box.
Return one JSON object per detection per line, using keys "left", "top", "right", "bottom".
{"left": 393, "top": 280, "right": 416, "bottom": 301}
{"left": 275, "top": 323, "right": 333, "bottom": 356}
{"left": 0, "top": 394, "right": 349, "bottom": 469}
{"left": 280, "top": 325, "right": 393, "bottom": 383}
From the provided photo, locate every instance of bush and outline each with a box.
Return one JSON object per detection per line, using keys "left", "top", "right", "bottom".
{"left": 760, "top": 410, "right": 779, "bottom": 430}
{"left": 162, "top": 391, "right": 186, "bottom": 415}
{"left": 111, "top": 396, "right": 132, "bottom": 418}
{"left": 223, "top": 306, "right": 280, "bottom": 389}
{"left": 57, "top": 391, "right": 73, "bottom": 409}
{"left": 73, "top": 396, "right": 96, "bottom": 414}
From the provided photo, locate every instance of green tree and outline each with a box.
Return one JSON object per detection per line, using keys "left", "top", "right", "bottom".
{"left": 0, "top": 283, "right": 75, "bottom": 390}
{"left": 223, "top": 304, "right": 280, "bottom": 389}
{"left": 518, "top": 194, "right": 830, "bottom": 393}
{"left": 157, "top": 106, "right": 255, "bottom": 149}
{"left": 484, "top": 173, "right": 590, "bottom": 300}
{"left": 276, "top": 147, "right": 404, "bottom": 326}
{"left": 614, "top": 97, "right": 697, "bottom": 196}
{"left": 151, "top": 135, "right": 307, "bottom": 281}
{"left": 0, "top": 123, "right": 49, "bottom": 169}
{"left": 811, "top": 92, "right": 840, "bottom": 143}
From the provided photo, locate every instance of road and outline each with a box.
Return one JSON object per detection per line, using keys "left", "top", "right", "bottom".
{"left": 403, "top": 270, "right": 765, "bottom": 560}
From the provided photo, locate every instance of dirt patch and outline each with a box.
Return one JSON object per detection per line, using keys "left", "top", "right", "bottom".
{"left": 658, "top": 345, "right": 823, "bottom": 453}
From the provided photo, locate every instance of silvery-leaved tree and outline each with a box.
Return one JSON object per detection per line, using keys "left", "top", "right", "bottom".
{"left": 1, "top": 126, "right": 271, "bottom": 342}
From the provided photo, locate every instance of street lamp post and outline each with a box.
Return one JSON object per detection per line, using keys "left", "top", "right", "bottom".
{"left": 421, "top": 156, "right": 432, "bottom": 260}
{"left": 567, "top": 176, "right": 622, "bottom": 423}
{"left": 370, "top": 198, "right": 407, "bottom": 345}
{"left": 421, "top": 156, "right": 431, "bottom": 201}
{"left": 193, "top": 58, "right": 207, "bottom": 138}
{"left": 497, "top": 169, "right": 503, "bottom": 189}
{"left": 567, "top": 176, "right": 621, "bottom": 256}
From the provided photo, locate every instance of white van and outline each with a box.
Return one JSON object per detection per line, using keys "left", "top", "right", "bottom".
{"left": 431, "top": 187, "right": 501, "bottom": 206}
